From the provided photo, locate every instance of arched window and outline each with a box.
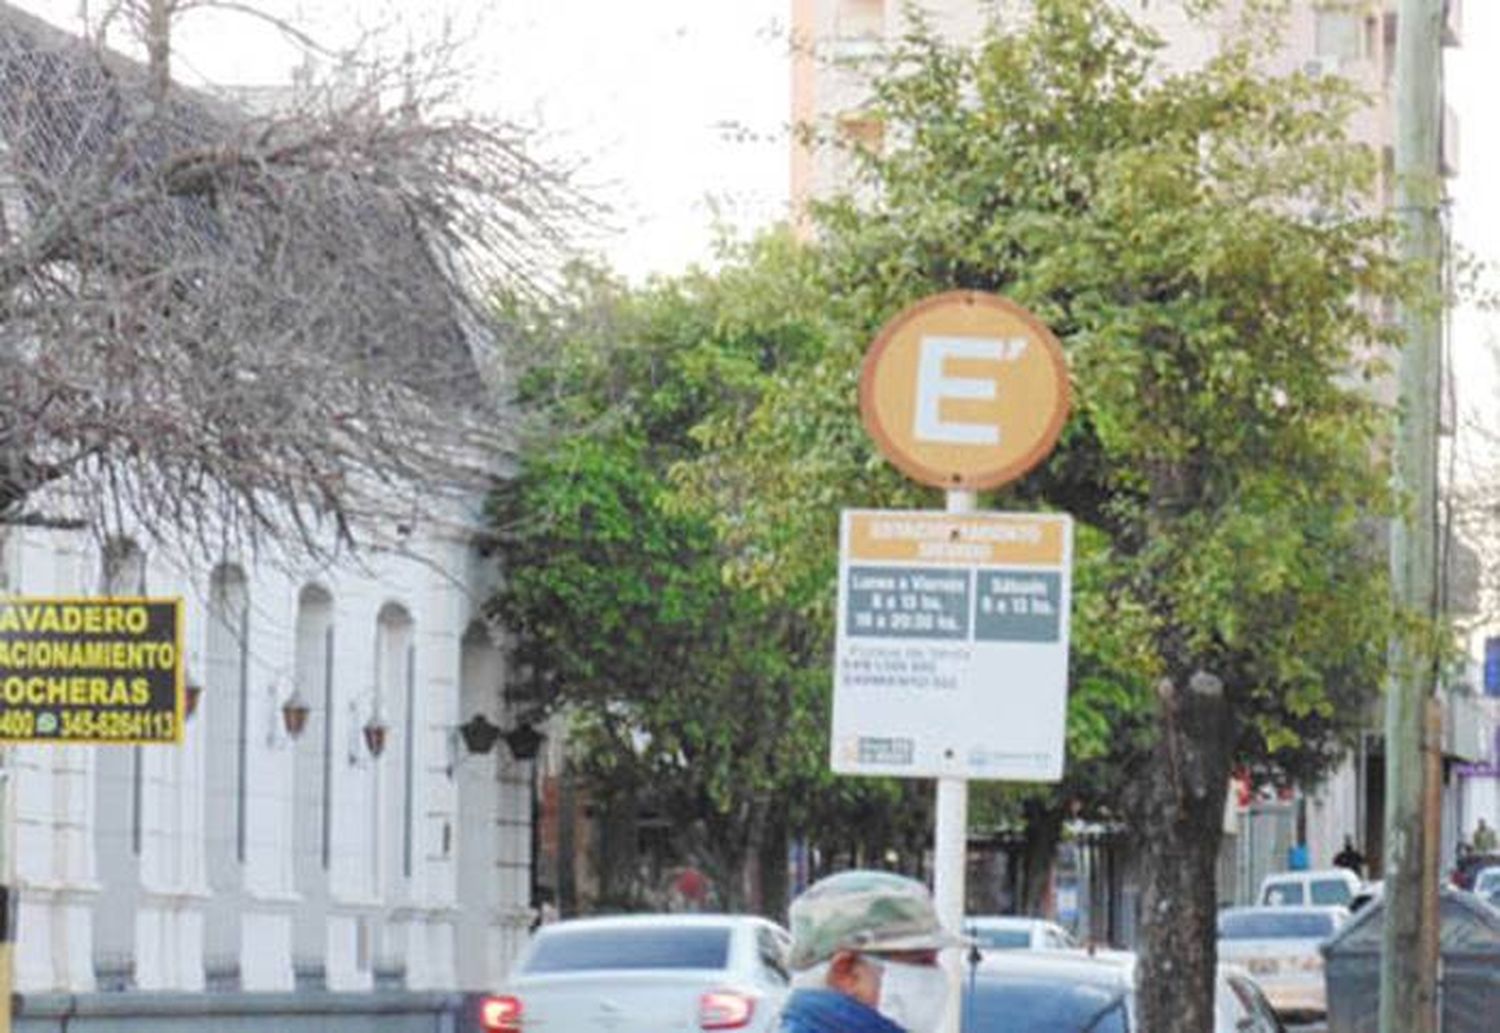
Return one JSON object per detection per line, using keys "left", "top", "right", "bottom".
{"left": 370, "top": 601, "right": 414, "bottom": 988}
{"left": 455, "top": 621, "right": 517, "bottom": 988}
{"left": 291, "top": 584, "right": 334, "bottom": 988}
{"left": 203, "top": 563, "right": 249, "bottom": 989}
{"left": 374, "top": 603, "right": 415, "bottom": 896}
{"left": 93, "top": 538, "right": 145, "bottom": 989}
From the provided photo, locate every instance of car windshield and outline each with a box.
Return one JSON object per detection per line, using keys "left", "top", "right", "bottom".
{"left": 962, "top": 976, "right": 1129, "bottom": 1033}
{"left": 1219, "top": 912, "right": 1336, "bottom": 940}
{"left": 1310, "top": 879, "right": 1353, "bottom": 905}
{"left": 1262, "top": 882, "right": 1305, "bottom": 905}
{"left": 522, "top": 926, "right": 732, "bottom": 973}
{"left": 971, "top": 928, "right": 1033, "bottom": 949}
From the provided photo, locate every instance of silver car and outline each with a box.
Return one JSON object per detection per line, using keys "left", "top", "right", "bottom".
{"left": 965, "top": 915, "right": 1080, "bottom": 951}
{"left": 1216, "top": 905, "right": 1348, "bottom": 1023}
{"left": 957, "top": 949, "right": 1285, "bottom": 1033}
{"left": 482, "top": 914, "right": 792, "bottom": 1033}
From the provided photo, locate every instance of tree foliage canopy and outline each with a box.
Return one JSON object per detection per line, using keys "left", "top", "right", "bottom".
{"left": 488, "top": 8, "right": 1400, "bottom": 1003}
{"left": 684, "top": 0, "right": 1398, "bottom": 779}
{"left": 488, "top": 255, "right": 934, "bottom": 907}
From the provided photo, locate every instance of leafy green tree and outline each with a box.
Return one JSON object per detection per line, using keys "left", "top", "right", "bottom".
{"left": 488, "top": 254, "right": 934, "bottom": 912}
{"left": 678, "top": 3, "right": 1398, "bottom": 1028}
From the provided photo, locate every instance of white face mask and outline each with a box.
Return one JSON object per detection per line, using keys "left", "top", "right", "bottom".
{"left": 866, "top": 956, "right": 949, "bottom": 1033}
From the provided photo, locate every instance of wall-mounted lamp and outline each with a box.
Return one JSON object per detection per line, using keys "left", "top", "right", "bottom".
{"left": 362, "top": 714, "right": 389, "bottom": 758}
{"left": 447, "top": 712, "right": 502, "bottom": 778}
{"left": 183, "top": 674, "right": 203, "bottom": 721}
{"left": 459, "top": 713, "right": 502, "bottom": 755}
{"left": 281, "top": 691, "right": 311, "bottom": 740}
{"left": 503, "top": 721, "right": 545, "bottom": 762}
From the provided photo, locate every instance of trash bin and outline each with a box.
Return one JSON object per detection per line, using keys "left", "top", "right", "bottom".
{"left": 1321, "top": 889, "right": 1500, "bottom": 1033}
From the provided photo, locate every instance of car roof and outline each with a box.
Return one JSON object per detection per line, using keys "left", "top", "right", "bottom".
{"left": 1220, "top": 905, "right": 1349, "bottom": 919}
{"left": 966, "top": 916, "right": 1056, "bottom": 928}
{"left": 973, "top": 949, "right": 1134, "bottom": 988}
{"left": 1261, "top": 868, "right": 1359, "bottom": 882}
{"left": 532, "top": 914, "right": 775, "bottom": 934}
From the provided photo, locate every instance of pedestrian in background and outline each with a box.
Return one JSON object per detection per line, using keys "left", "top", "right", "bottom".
{"left": 1473, "top": 817, "right": 1498, "bottom": 853}
{"left": 776, "top": 870, "right": 966, "bottom": 1033}
{"left": 1333, "top": 835, "right": 1366, "bottom": 877}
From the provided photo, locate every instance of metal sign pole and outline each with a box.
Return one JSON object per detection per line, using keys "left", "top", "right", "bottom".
{"left": 935, "top": 488, "right": 975, "bottom": 1033}
{"left": 849, "top": 291, "right": 1073, "bottom": 1033}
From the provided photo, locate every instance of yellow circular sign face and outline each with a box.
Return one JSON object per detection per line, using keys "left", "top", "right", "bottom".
{"left": 860, "top": 291, "right": 1070, "bottom": 491}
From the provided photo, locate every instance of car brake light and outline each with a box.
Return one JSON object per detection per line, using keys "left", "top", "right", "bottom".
{"left": 480, "top": 995, "right": 523, "bottom": 1031}
{"left": 700, "top": 990, "right": 756, "bottom": 1030}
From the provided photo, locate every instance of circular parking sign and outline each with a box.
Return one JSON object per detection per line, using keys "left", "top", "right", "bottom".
{"left": 859, "top": 291, "right": 1070, "bottom": 491}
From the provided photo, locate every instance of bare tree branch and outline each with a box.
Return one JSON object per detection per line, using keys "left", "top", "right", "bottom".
{"left": 1, "top": 2, "right": 598, "bottom": 558}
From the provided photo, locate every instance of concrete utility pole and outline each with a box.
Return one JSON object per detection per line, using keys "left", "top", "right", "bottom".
{"left": 1381, "top": 2, "right": 1445, "bottom": 1033}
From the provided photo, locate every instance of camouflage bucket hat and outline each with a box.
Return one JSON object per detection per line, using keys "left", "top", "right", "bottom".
{"left": 787, "top": 869, "right": 968, "bottom": 970}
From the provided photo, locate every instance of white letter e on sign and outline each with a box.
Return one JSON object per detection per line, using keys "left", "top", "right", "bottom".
{"left": 913, "top": 336, "right": 1022, "bottom": 446}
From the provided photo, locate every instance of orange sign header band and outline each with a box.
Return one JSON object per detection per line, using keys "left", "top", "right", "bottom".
{"left": 846, "top": 511, "right": 1066, "bottom": 566}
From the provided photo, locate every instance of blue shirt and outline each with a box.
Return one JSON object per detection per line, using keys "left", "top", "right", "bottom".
{"left": 776, "top": 989, "right": 907, "bottom": 1033}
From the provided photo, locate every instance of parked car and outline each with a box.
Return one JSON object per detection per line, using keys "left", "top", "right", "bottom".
{"left": 1483, "top": 884, "right": 1500, "bottom": 912}
{"left": 1257, "top": 868, "right": 1362, "bottom": 908}
{"left": 956, "top": 949, "right": 1284, "bottom": 1033}
{"left": 965, "top": 915, "right": 1079, "bottom": 951}
{"left": 1449, "top": 851, "right": 1500, "bottom": 890}
{"left": 481, "top": 914, "right": 792, "bottom": 1033}
{"left": 1216, "top": 905, "right": 1348, "bottom": 1023}
{"left": 1471, "top": 864, "right": 1500, "bottom": 898}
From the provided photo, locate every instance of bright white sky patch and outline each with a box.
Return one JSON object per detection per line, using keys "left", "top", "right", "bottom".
{"left": 10, "top": 0, "right": 791, "bottom": 282}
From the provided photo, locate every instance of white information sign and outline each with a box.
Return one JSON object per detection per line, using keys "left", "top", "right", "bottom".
{"left": 831, "top": 509, "right": 1073, "bottom": 781}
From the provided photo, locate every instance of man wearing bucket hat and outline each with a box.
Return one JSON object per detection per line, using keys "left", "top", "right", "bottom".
{"left": 777, "top": 870, "right": 967, "bottom": 1033}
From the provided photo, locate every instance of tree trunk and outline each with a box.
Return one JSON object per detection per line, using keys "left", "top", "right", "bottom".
{"left": 741, "top": 806, "right": 768, "bottom": 914}
{"left": 595, "top": 791, "right": 641, "bottom": 910}
{"left": 757, "top": 811, "right": 790, "bottom": 919}
{"left": 1133, "top": 673, "right": 1232, "bottom": 1033}
{"left": 1019, "top": 798, "right": 1065, "bottom": 916}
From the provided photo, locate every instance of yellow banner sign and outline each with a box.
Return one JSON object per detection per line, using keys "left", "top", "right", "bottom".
{"left": 0, "top": 598, "right": 184, "bottom": 744}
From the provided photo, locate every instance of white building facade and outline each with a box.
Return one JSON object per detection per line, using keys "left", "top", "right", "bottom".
{"left": 1, "top": 521, "right": 533, "bottom": 1023}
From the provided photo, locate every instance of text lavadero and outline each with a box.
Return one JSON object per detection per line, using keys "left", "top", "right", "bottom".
{"left": 0, "top": 598, "right": 184, "bottom": 744}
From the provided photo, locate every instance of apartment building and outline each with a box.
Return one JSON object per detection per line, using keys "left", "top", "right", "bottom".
{"left": 792, "top": 1, "right": 1448, "bottom": 217}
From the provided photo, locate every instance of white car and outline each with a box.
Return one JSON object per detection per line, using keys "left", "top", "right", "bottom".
{"left": 1257, "top": 867, "right": 1362, "bottom": 908}
{"left": 957, "top": 949, "right": 1285, "bottom": 1033}
{"left": 965, "top": 915, "right": 1079, "bottom": 951}
{"left": 482, "top": 914, "right": 792, "bottom": 1033}
{"left": 1472, "top": 865, "right": 1500, "bottom": 898}
{"left": 1216, "top": 905, "right": 1348, "bottom": 1022}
